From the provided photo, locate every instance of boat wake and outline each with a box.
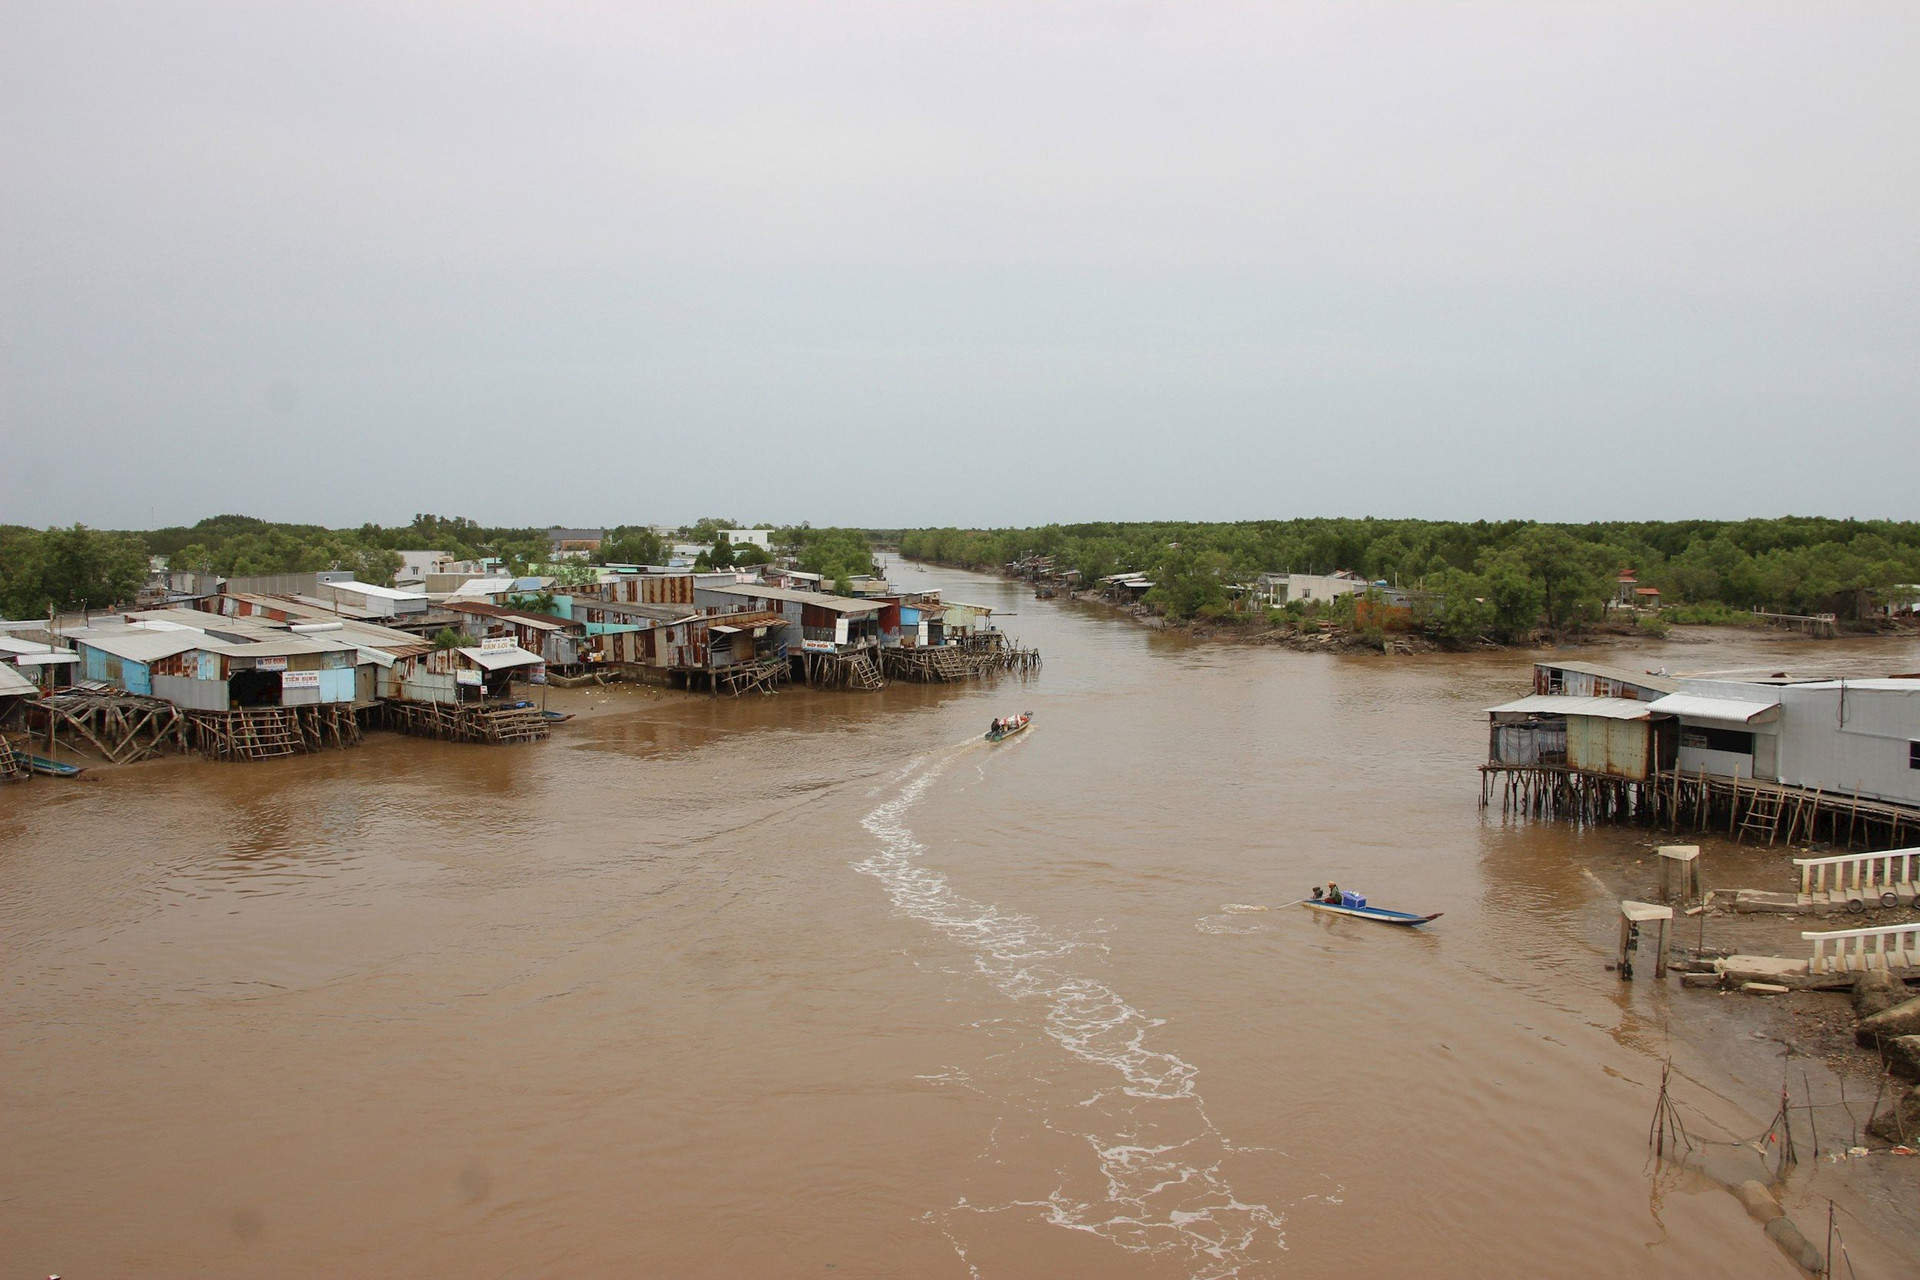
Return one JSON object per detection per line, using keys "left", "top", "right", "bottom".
{"left": 855, "top": 747, "right": 1285, "bottom": 1278}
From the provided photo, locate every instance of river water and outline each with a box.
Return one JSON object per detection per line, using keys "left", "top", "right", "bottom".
{"left": 5, "top": 563, "right": 1918, "bottom": 1278}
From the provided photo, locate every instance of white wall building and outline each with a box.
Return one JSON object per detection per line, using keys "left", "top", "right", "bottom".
{"left": 719, "top": 529, "right": 775, "bottom": 550}
{"left": 1251, "top": 571, "right": 1370, "bottom": 607}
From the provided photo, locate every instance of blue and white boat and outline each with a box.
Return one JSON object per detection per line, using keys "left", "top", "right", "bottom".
{"left": 1303, "top": 893, "right": 1440, "bottom": 927}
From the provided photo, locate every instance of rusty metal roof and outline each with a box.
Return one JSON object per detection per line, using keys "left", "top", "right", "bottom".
{"left": 1533, "top": 660, "right": 1680, "bottom": 694}
{"left": 706, "top": 610, "right": 787, "bottom": 632}
{"left": 703, "top": 585, "right": 882, "bottom": 614}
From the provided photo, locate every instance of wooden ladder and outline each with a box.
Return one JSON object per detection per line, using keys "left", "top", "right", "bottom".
{"left": 848, "top": 652, "right": 885, "bottom": 690}
{"left": 0, "top": 735, "right": 29, "bottom": 781}
{"left": 1738, "top": 783, "right": 1787, "bottom": 845}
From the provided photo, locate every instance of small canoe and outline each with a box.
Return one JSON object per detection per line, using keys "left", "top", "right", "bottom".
{"left": 985, "top": 713, "right": 1033, "bottom": 742}
{"left": 28, "top": 755, "right": 86, "bottom": 778}
{"left": 1303, "top": 901, "right": 1441, "bottom": 927}
{"left": 541, "top": 710, "right": 575, "bottom": 723}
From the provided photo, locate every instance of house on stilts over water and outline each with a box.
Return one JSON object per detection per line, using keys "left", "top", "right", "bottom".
{"left": 1483, "top": 659, "right": 1920, "bottom": 849}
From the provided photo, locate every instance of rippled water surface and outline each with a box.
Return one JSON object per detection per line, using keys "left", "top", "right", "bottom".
{"left": 5, "top": 565, "right": 1918, "bottom": 1278}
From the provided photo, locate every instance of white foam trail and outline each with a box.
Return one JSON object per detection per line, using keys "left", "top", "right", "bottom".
{"left": 856, "top": 748, "right": 1284, "bottom": 1277}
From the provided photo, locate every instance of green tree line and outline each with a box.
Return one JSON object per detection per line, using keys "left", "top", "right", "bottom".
{"left": 1, "top": 514, "right": 880, "bottom": 620}
{"left": 899, "top": 518, "right": 1920, "bottom": 636}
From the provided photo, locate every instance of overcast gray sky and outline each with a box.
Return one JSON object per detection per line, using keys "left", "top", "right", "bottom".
{"left": 3, "top": 1, "right": 1915, "bottom": 531}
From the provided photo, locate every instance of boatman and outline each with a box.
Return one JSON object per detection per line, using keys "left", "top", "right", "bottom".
{"left": 1325, "top": 881, "right": 1341, "bottom": 906}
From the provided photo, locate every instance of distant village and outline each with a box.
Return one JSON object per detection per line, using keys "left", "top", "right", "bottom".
{"left": 0, "top": 527, "right": 1037, "bottom": 776}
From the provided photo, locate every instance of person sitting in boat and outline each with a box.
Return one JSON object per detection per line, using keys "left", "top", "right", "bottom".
{"left": 990, "top": 717, "right": 1003, "bottom": 734}
{"left": 1324, "top": 881, "right": 1341, "bottom": 906}
{"left": 1310, "top": 886, "right": 1326, "bottom": 903}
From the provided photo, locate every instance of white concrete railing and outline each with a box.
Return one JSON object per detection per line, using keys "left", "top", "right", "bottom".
{"left": 1803, "top": 922, "right": 1920, "bottom": 975}
{"left": 1794, "top": 847, "right": 1920, "bottom": 901}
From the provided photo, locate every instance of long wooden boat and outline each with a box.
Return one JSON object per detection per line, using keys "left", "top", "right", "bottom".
{"left": 985, "top": 712, "right": 1033, "bottom": 743}
{"left": 541, "top": 710, "right": 575, "bottom": 723}
{"left": 1303, "top": 900, "right": 1441, "bottom": 927}
{"left": 27, "top": 755, "right": 86, "bottom": 778}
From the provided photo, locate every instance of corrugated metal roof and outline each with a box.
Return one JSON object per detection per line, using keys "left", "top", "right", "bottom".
{"left": 0, "top": 663, "right": 36, "bottom": 695}
{"left": 574, "top": 599, "right": 697, "bottom": 624}
{"left": 320, "top": 580, "right": 427, "bottom": 601}
{"left": 1784, "top": 678, "right": 1920, "bottom": 692}
{"left": 447, "top": 577, "right": 516, "bottom": 594}
{"left": 1487, "top": 694, "right": 1653, "bottom": 720}
{"left": 281, "top": 592, "right": 387, "bottom": 619}
{"left": 70, "top": 631, "right": 204, "bottom": 663}
{"left": 706, "top": 611, "right": 787, "bottom": 633}
{"left": 444, "top": 601, "right": 571, "bottom": 630}
{"left": 1644, "top": 692, "right": 1781, "bottom": 722}
{"left": 199, "top": 634, "right": 360, "bottom": 658}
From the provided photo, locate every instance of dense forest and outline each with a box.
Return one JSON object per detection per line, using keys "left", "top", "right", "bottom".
{"left": 0, "top": 515, "right": 878, "bottom": 620}
{"left": 899, "top": 518, "right": 1920, "bottom": 637}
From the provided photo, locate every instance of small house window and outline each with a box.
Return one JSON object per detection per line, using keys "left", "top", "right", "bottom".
{"left": 1910, "top": 741, "right": 1920, "bottom": 770}
{"left": 1682, "top": 726, "right": 1755, "bottom": 755}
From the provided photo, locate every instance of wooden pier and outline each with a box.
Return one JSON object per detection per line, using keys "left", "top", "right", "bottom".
{"left": 1751, "top": 609, "right": 1840, "bottom": 638}
{"left": 795, "top": 649, "right": 886, "bottom": 690}
{"left": 25, "top": 690, "right": 189, "bottom": 764}
{"left": 185, "top": 705, "right": 363, "bottom": 761}
{"left": 881, "top": 646, "right": 972, "bottom": 682}
{"left": 380, "top": 700, "right": 550, "bottom": 745}
{"left": 1480, "top": 763, "right": 1920, "bottom": 852}
{"left": 713, "top": 657, "right": 787, "bottom": 696}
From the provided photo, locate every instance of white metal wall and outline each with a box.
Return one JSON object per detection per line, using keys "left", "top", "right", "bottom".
{"left": 1776, "top": 686, "right": 1920, "bottom": 806}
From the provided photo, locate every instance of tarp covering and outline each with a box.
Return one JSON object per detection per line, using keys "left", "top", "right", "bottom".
{"left": 456, "top": 645, "right": 543, "bottom": 671}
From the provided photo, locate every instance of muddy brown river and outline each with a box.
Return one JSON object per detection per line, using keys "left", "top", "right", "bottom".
{"left": 5, "top": 563, "right": 1918, "bottom": 1277}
